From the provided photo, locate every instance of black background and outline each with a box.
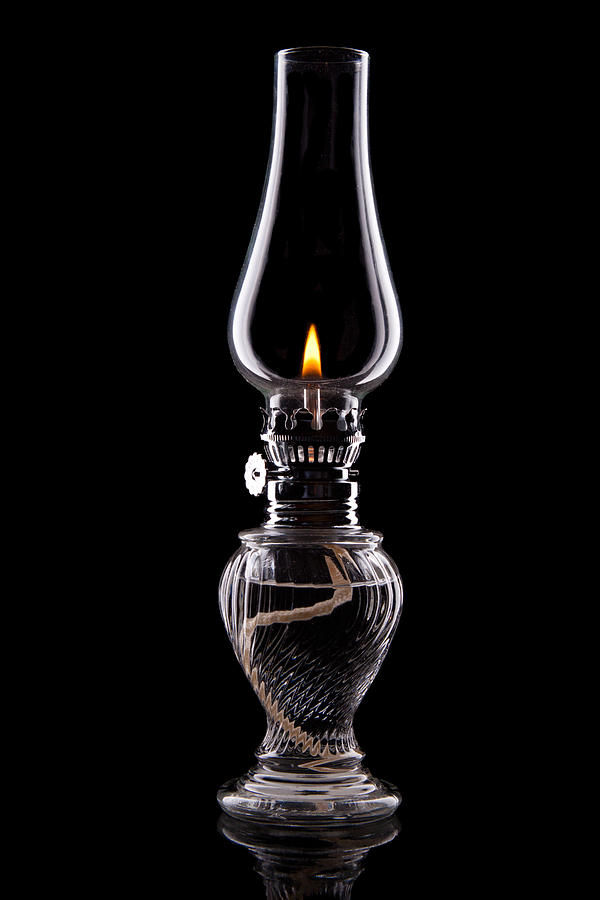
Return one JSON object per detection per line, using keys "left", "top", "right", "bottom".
{"left": 66, "top": 14, "right": 551, "bottom": 895}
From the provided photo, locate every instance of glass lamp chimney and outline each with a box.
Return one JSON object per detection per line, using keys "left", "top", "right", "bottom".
{"left": 228, "top": 46, "right": 402, "bottom": 424}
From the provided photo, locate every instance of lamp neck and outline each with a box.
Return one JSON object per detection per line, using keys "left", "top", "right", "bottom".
{"left": 264, "top": 468, "right": 359, "bottom": 528}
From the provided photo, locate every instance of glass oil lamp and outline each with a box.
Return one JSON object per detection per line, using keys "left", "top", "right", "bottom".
{"left": 218, "top": 47, "right": 403, "bottom": 825}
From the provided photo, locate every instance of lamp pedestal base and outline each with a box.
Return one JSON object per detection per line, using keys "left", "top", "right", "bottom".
{"left": 217, "top": 758, "right": 400, "bottom": 826}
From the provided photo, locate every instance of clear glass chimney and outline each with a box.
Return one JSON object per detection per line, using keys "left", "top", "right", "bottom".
{"left": 228, "top": 46, "right": 402, "bottom": 424}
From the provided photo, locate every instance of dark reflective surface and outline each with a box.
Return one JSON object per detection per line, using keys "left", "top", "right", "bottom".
{"left": 218, "top": 812, "right": 400, "bottom": 898}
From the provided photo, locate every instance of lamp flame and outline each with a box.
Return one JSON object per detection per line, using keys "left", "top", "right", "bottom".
{"left": 302, "top": 324, "right": 322, "bottom": 378}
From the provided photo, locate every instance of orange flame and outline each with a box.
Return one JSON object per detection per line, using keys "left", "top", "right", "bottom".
{"left": 302, "top": 324, "right": 322, "bottom": 378}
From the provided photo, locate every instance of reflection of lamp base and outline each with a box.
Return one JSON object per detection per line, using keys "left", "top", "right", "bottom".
{"left": 217, "top": 758, "right": 401, "bottom": 825}
{"left": 218, "top": 811, "right": 400, "bottom": 897}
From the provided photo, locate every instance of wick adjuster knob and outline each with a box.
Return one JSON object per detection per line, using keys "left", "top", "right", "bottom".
{"left": 244, "top": 452, "right": 267, "bottom": 496}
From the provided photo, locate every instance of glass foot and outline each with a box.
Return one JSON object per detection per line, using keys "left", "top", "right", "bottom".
{"left": 217, "top": 759, "right": 401, "bottom": 826}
